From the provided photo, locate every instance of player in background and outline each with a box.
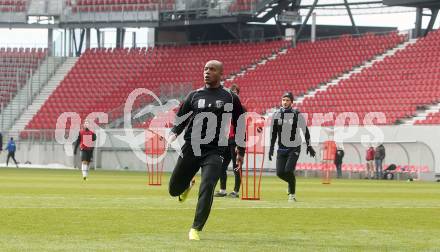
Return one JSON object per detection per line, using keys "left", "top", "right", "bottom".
{"left": 0, "top": 132, "right": 3, "bottom": 155}
{"left": 167, "top": 60, "right": 246, "bottom": 240}
{"left": 74, "top": 120, "right": 96, "bottom": 181}
{"left": 365, "top": 145, "right": 375, "bottom": 179}
{"left": 214, "top": 84, "right": 242, "bottom": 198}
{"left": 6, "top": 137, "right": 19, "bottom": 168}
{"left": 334, "top": 145, "right": 345, "bottom": 179}
{"left": 269, "top": 92, "right": 315, "bottom": 202}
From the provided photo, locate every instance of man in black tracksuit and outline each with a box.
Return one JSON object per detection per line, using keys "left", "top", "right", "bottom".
{"left": 167, "top": 60, "right": 246, "bottom": 240}
{"left": 215, "top": 84, "right": 242, "bottom": 198}
{"left": 269, "top": 92, "right": 316, "bottom": 202}
{"left": 334, "top": 146, "right": 345, "bottom": 179}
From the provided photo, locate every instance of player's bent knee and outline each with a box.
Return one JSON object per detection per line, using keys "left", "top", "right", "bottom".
{"left": 169, "top": 189, "right": 179, "bottom": 197}
{"left": 169, "top": 190, "right": 180, "bottom": 197}
{"left": 168, "top": 186, "right": 179, "bottom": 196}
{"left": 168, "top": 184, "right": 186, "bottom": 197}
{"left": 276, "top": 171, "right": 285, "bottom": 178}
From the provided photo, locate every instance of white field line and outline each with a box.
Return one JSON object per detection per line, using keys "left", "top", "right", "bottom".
{"left": 0, "top": 205, "right": 438, "bottom": 210}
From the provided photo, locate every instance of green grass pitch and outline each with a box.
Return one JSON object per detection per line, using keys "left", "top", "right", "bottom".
{"left": 0, "top": 168, "right": 439, "bottom": 251}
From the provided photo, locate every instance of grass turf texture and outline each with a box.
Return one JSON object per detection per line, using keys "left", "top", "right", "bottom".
{"left": 0, "top": 168, "right": 439, "bottom": 251}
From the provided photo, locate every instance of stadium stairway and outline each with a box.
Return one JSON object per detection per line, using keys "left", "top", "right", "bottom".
{"left": 225, "top": 46, "right": 289, "bottom": 83}
{"left": 294, "top": 38, "right": 417, "bottom": 106}
{"left": 9, "top": 57, "right": 79, "bottom": 134}
{"left": 1, "top": 56, "right": 64, "bottom": 131}
{"left": 406, "top": 102, "right": 440, "bottom": 125}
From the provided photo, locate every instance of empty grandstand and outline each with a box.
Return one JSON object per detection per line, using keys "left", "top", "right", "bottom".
{"left": 0, "top": 47, "right": 47, "bottom": 106}
{"left": 225, "top": 32, "right": 406, "bottom": 115}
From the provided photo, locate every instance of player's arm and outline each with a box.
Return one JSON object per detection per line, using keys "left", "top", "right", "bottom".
{"left": 169, "top": 92, "right": 194, "bottom": 141}
{"left": 304, "top": 126, "right": 311, "bottom": 147}
{"left": 269, "top": 113, "right": 278, "bottom": 161}
{"left": 92, "top": 132, "right": 97, "bottom": 141}
{"left": 299, "top": 113, "right": 316, "bottom": 157}
{"left": 304, "top": 126, "right": 316, "bottom": 157}
{"left": 73, "top": 133, "right": 81, "bottom": 155}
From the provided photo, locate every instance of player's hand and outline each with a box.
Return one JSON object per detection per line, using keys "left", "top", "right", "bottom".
{"left": 236, "top": 153, "right": 244, "bottom": 169}
{"left": 307, "top": 146, "right": 316, "bottom": 158}
{"left": 233, "top": 165, "right": 241, "bottom": 172}
{"left": 268, "top": 148, "right": 274, "bottom": 161}
{"left": 167, "top": 133, "right": 177, "bottom": 144}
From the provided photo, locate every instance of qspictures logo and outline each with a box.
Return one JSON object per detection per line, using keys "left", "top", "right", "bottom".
{"left": 54, "top": 88, "right": 386, "bottom": 164}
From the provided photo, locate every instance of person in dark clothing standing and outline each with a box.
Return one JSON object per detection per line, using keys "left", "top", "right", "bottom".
{"left": 167, "top": 60, "right": 246, "bottom": 240}
{"left": 74, "top": 120, "right": 96, "bottom": 181}
{"left": 334, "top": 145, "right": 344, "bottom": 179}
{"left": 269, "top": 92, "right": 316, "bottom": 202}
{"left": 0, "top": 132, "right": 3, "bottom": 154}
{"left": 6, "top": 137, "right": 18, "bottom": 168}
{"left": 374, "top": 143, "right": 386, "bottom": 179}
{"left": 214, "top": 84, "right": 242, "bottom": 198}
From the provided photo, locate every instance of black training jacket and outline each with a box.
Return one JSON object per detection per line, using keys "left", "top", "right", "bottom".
{"left": 269, "top": 107, "right": 311, "bottom": 153}
{"left": 171, "top": 85, "right": 246, "bottom": 155}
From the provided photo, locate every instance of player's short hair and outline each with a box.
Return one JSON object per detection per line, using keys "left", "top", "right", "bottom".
{"left": 230, "top": 84, "right": 240, "bottom": 95}
{"left": 282, "top": 92, "right": 293, "bottom": 101}
{"left": 282, "top": 92, "right": 294, "bottom": 101}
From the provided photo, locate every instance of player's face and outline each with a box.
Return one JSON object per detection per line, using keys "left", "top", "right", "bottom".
{"left": 282, "top": 97, "right": 292, "bottom": 109}
{"left": 204, "top": 62, "right": 222, "bottom": 86}
{"left": 84, "top": 121, "right": 89, "bottom": 129}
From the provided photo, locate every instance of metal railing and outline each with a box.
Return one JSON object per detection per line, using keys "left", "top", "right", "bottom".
{"left": 25, "top": 56, "right": 67, "bottom": 105}
{"left": 155, "top": 35, "right": 286, "bottom": 47}
{"left": 61, "top": 3, "right": 160, "bottom": 23}
{"left": 296, "top": 29, "right": 409, "bottom": 44}
{"left": 169, "top": 0, "right": 268, "bottom": 17}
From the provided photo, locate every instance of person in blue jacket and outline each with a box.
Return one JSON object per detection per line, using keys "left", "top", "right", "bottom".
{"left": 6, "top": 137, "right": 19, "bottom": 168}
